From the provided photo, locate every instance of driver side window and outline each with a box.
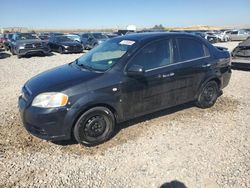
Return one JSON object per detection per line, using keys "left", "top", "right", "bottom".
{"left": 128, "top": 39, "right": 171, "bottom": 71}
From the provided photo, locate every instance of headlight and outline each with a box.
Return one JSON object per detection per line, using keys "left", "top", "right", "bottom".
{"left": 32, "top": 92, "right": 68, "bottom": 108}
{"left": 19, "top": 46, "right": 25, "bottom": 49}
{"left": 63, "top": 45, "right": 69, "bottom": 49}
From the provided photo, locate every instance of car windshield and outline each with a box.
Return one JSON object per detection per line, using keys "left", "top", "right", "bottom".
{"left": 67, "top": 35, "right": 80, "bottom": 40}
{"left": 17, "top": 33, "right": 38, "bottom": 40}
{"left": 76, "top": 38, "right": 136, "bottom": 72}
{"left": 93, "top": 33, "right": 108, "bottom": 39}
{"left": 56, "top": 36, "right": 73, "bottom": 42}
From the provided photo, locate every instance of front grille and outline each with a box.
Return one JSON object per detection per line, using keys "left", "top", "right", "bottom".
{"left": 25, "top": 43, "right": 42, "bottom": 49}
{"left": 25, "top": 44, "right": 33, "bottom": 48}
{"left": 68, "top": 45, "right": 81, "bottom": 51}
{"left": 34, "top": 43, "right": 42, "bottom": 48}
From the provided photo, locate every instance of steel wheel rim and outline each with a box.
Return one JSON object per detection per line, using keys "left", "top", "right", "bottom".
{"left": 203, "top": 85, "right": 216, "bottom": 102}
{"left": 82, "top": 115, "right": 107, "bottom": 138}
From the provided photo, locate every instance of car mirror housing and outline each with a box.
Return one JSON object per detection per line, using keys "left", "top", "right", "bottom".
{"left": 127, "top": 64, "right": 145, "bottom": 77}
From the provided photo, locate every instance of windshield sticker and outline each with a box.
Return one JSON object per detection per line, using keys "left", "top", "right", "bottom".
{"left": 119, "top": 40, "right": 135, "bottom": 46}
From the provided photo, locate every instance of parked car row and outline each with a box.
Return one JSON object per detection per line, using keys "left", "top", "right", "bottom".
{"left": 0, "top": 31, "right": 118, "bottom": 58}
{"left": 1, "top": 29, "right": 250, "bottom": 58}
{"left": 168, "top": 29, "right": 250, "bottom": 43}
{"left": 0, "top": 32, "right": 97, "bottom": 58}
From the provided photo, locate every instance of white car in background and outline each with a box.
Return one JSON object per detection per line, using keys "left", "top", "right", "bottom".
{"left": 209, "top": 31, "right": 231, "bottom": 42}
{"left": 217, "top": 31, "right": 231, "bottom": 42}
{"left": 228, "top": 30, "right": 250, "bottom": 41}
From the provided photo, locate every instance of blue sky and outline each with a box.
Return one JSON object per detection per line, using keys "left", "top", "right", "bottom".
{"left": 1, "top": 0, "right": 250, "bottom": 29}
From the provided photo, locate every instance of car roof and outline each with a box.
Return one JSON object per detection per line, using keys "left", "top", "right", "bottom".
{"left": 113, "top": 32, "right": 199, "bottom": 42}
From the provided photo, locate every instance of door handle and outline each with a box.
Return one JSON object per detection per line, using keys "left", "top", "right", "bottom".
{"left": 201, "top": 64, "right": 211, "bottom": 68}
{"left": 161, "top": 72, "right": 175, "bottom": 78}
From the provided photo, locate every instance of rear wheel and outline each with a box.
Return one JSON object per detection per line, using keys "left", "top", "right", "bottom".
{"left": 195, "top": 81, "right": 219, "bottom": 108}
{"left": 73, "top": 107, "right": 115, "bottom": 146}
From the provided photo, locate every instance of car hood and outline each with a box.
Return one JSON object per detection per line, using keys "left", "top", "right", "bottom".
{"left": 16, "top": 39, "right": 42, "bottom": 45}
{"left": 25, "top": 63, "right": 101, "bottom": 96}
{"left": 59, "top": 41, "right": 81, "bottom": 46}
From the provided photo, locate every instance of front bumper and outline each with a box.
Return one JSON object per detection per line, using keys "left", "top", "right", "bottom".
{"left": 63, "top": 46, "right": 83, "bottom": 53}
{"left": 18, "top": 96, "right": 72, "bottom": 141}
{"left": 17, "top": 47, "right": 50, "bottom": 56}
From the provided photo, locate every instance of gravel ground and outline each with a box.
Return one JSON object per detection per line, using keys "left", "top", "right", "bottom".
{"left": 0, "top": 42, "right": 249, "bottom": 188}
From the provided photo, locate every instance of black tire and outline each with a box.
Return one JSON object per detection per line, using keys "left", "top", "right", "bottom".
{"left": 195, "top": 81, "right": 219, "bottom": 109}
{"left": 73, "top": 107, "right": 115, "bottom": 146}
{"left": 58, "top": 47, "right": 63, "bottom": 54}
{"left": 10, "top": 47, "right": 16, "bottom": 55}
{"left": 4, "top": 45, "right": 9, "bottom": 51}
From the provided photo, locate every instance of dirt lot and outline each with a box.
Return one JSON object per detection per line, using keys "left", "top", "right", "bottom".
{"left": 0, "top": 42, "right": 249, "bottom": 188}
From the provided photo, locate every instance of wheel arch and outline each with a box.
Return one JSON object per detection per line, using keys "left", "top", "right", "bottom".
{"left": 69, "top": 103, "right": 118, "bottom": 138}
{"left": 195, "top": 76, "right": 221, "bottom": 99}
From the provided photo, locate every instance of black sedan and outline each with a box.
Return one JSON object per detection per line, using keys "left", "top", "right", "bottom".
{"left": 18, "top": 33, "right": 231, "bottom": 146}
{"left": 48, "top": 36, "right": 83, "bottom": 54}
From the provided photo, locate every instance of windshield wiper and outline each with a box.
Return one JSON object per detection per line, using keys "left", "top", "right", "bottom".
{"left": 75, "top": 59, "right": 95, "bottom": 71}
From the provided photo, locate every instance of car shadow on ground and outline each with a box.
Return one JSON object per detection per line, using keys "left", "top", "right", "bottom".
{"left": 0, "top": 52, "right": 11, "bottom": 59}
{"left": 53, "top": 102, "right": 194, "bottom": 146}
{"left": 20, "top": 52, "right": 55, "bottom": 58}
{"left": 160, "top": 180, "right": 187, "bottom": 188}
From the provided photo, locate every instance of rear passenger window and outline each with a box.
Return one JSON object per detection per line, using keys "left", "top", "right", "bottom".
{"left": 128, "top": 40, "right": 171, "bottom": 71}
{"left": 177, "top": 38, "right": 207, "bottom": 61}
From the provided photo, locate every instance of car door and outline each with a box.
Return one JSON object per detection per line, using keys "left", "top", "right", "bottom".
{"left": 230, "top": 31, "right": 238, "bottom": 41}
{"left": 172, "top": 37, "right": 212, "bottom": 105}
{"left": 121, "top": 39, "right": 177, "bottom": 119}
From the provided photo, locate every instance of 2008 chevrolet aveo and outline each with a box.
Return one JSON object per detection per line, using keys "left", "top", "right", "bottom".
{"left": 18, "top": 33, "right": 231, "bottom": 146}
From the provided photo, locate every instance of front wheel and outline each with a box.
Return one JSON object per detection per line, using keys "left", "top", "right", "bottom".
{"left": 10, "top": 47, "right": 16, "bottom": 55}
{"left": 195, "top": 81, "right": 219, "bottom": 108}
{"left": 58, "top": 46, "right": 63, "bottom": 54}
{"left": 73, "top": 107, "right": 115, "bottom": 146}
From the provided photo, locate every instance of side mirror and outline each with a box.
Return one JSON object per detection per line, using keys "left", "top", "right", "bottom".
{"left": 127, "top": 64, "right": 145, "bottom": 77}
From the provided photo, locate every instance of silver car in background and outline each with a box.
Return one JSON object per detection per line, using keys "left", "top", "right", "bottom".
{"left": 229, "top": 30, "right": 250, "bottom": 41}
